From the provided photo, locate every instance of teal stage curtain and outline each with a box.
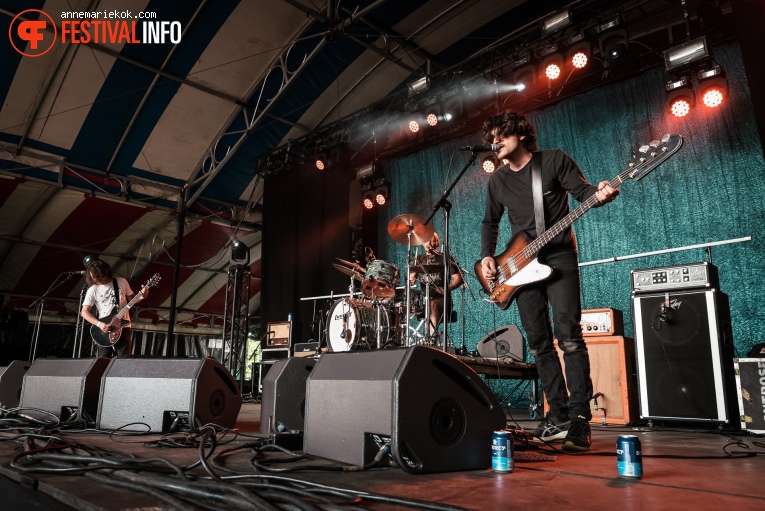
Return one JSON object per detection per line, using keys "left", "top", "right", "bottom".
{"left": 378, "top": 43, "right": 764, "bottom": 406}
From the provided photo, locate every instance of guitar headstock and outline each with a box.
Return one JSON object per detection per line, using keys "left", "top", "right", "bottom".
{"left": 146, "top": 273, "right": 161, "bottom": 288}
{"left": 625, "top": 134, "right": 683, "bottom": 181}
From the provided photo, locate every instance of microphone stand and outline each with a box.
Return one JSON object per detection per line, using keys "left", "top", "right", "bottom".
{"left": 423, "top": 150, "right": 479, "bottom": 353}
{"left": 73, "top": 282, "right": 89, "bottom": 358}
{"left": 29, "top": 272, "right": 78, "bottom": 362}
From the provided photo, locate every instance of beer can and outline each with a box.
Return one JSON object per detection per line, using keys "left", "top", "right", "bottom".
{"left": 616, "top": 435, "right": 643, "bottom": 478}
{"left": 491, "top": 430, "right": 513, "bottom": 473}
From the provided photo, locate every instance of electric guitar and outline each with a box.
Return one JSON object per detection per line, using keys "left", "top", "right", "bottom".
{"left": 475, "top": 134, "right": 683, "bottom": 310}
{"left": 91, "top": 274, "right": 160, "bottom": 347}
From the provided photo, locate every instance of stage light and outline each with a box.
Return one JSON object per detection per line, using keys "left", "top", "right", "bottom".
{"left": 426, "top": 111, "right": 438, "bottom": 127}
{"left": 543, "top": 57, "right": 563, "bottom": 80}
{"left": 361, "top": 183, "right": 375, "bottom": 210}
{"left": 566, "top": 39, "right": 591, "bottom": 69}
{"left": 443, "top": 111, "right": 454, "bottom": 121}
{"left": 596, "top": 16, "right": 627, "bottom": 63}
{"left": 231, "top": 240, "right": 249, "bottom": 265}
{"left": 513, "top": 64, "right": 535, "bottom": 92}
{"left": 373, "top": 178, "right": 390, "bottom": 207}
{"left": 481, "top": 155, "right": 498, "bottom": 174}
{"left": 407, "top": 76, "right": 430, "bottom": 97}
{"left": 408, "top": 120, "right": 420, "bottom": 133}
{"left": 355, "top": 162, "right": 376, "bottom": 181}
{"left": 315, "top": 152, "right": 327, "bottom": 170}
{"left": 541, "top": 9, "right": 571, "bottom": 36}
{"left": 666, "top": 76, "right": 694, "bottom": 118}
{"left": 663, "top": 36, "right": 709, "bottom": 72}
{"left": 82, "top": 255, "right": 95, "bottom": 267}
{"left": 697, "top": 65, "right": 728, "bottom": 109}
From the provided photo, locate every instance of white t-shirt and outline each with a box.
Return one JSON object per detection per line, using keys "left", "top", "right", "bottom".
{"left": 82, "top": 278, "right": 134, "bottom": 321}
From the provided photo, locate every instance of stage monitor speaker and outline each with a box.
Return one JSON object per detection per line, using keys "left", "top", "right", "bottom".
{"left": 543, "top": 337, "right": 639, "bottom": 425}
{"left": 0, "top": 360, "right": 32, "bottom": 408}
{"left": 633, "top": 289, "right": 734, "bottom": 423}
{"left": 304, "top": 346, "right": 505, "bottom": 474}
{"left": 97, "top": 358, "right": 242, "bottom": 432}
{"left": 260, "top": 358, "right": 316, "bottom": 435}
{"left": 19, "top": 358, "right": 110, "bottom": 421}
{"left": 476, "top": 324, "right": 525, "bottom": 361}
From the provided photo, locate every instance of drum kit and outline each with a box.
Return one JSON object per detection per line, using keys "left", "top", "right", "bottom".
{"left": 322, "top": 213, "right": 451, "bottom": 353}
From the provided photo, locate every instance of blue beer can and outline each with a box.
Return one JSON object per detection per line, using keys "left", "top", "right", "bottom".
{"left": 491, "top": 430, "right": 514, "bottom": 473}
{"left": 617, "top": 435, "right": 643, "bottom": 478}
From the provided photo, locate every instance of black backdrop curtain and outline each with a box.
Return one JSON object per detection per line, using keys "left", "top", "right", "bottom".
{"left": 261, "top": 161, "right": 353, "bottom": 345}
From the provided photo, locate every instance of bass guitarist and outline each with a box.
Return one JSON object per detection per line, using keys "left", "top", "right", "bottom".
{"left": 479, "top": 110, "right": 618, "bottom": 451}
{"left": 81, "top": 260, "right": 148, "bottom": 358}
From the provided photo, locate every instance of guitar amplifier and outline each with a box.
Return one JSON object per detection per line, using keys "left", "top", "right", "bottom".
{"left": 581, "top": 308, "right": 623, "bottom": 337}
{"left": 265, "top": 321, "right": 292, "bottom": 348}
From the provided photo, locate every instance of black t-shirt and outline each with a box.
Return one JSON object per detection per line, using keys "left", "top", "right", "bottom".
{"left": 480, "top": 149, "right": 600, "bottom": 259}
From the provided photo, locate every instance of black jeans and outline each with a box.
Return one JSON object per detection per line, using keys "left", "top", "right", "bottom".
{"left": 95, "top": 328, "right": 132, "bottom": 358}
{"left": 515, "top": 249, "right": 592, "bottom": 421}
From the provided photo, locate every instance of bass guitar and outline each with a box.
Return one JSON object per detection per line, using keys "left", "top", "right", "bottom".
{"left": 475, "top": 134, "right": 683, "bottom": 310}
{"left": 91, "top": 273, "right": 160, "bottom": 347}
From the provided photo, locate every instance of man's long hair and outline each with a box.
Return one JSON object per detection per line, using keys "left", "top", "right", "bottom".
{"left": 481, "top": 110, "right": 538, "bottom": 151}
{"left": 86, "top": 260, "right": 113, "bottom": 286}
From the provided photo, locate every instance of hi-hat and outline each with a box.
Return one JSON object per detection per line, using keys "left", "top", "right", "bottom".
{"left": 335, "top": 257, "right": 364, "bottom": 272}
{"left": 332, "top": 263, "right": 363, "bottom": 281}
{"left": 387, "top": 214, "right": 435, "bottom": 245}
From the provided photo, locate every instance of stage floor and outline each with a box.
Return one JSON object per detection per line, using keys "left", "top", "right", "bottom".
{"left": 1, "top": 402, "right": 764, "bottom": 511}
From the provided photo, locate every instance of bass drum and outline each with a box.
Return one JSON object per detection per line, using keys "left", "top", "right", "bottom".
{"left": 325, "top": 299, "right": 397, "bottom": 352}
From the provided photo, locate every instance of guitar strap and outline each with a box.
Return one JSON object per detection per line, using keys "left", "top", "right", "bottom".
{"left": 531, "top": 151, "right": 545, "bottom": 237}
{"left": 111, "top": 278, "right": 120, "bottom": 317}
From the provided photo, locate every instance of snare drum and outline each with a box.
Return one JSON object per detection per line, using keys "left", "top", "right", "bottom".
{"left": 362, "top": 260, "right": 400, "bottom": 300}
{"left": 326, "top": 299, "right": 397, "bottom": 352}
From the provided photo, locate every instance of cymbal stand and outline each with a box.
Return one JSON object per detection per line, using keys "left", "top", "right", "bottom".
{"left": 404, "top": 229, "right": 414, "bottom": 346}
{"left": 29, "top": 272, "right": 76, "bottom": 362}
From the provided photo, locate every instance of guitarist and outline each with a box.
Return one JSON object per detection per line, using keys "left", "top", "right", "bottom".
{"left": 479, "top": 111, "right": 618, "bottom": 452}
{"left": 80, "top": 260, "right": 148, "bottom": 358}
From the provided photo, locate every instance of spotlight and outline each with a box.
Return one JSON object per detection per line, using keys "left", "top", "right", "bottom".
{"left": 513, "top": 63, "right": 535, "bottom": 92}
{"left": 481, "top": 155, "right": 498, "bottom": 174}
{"left": 408, "top": 120, "right": 420, "bottom": 133}
{"left": 566, "top": 38, "right": 591, "bottom": 69}
{"left": 666, "top": 76, "right": 694, "bottom": 118}
{"left": 697, "top": 65, "right": 728, "bottom": 109}
{"left": 82, "top": 255, "right": 96, "bottom": 267}
{"left": 541, "top": 54, "right": 563, "bottom": 80}
{"left": 373, "top": 178, "right": 390, "bottom": 207}
{"left": 231, "top": 240, "right": 249, "bottom": 265}
{"left": 361, "top": 183, "right": 375, "bottom": 210}
{"left": 315, "top": 152, "right": 327, "bottom": 170}
{"left": 426, "top": 111, "right": 439, "bottom": 127}
{"left": 596, "top": 16, "right": 627, "bottom": 63}
{"left": 407, "top": 76, "right": 430, "bottom": 97}
{"left": 541, "top": 9, "right": 572, "bottom": 36}
{"left": 663, "top": 36, "right": 709, "bottom": 72}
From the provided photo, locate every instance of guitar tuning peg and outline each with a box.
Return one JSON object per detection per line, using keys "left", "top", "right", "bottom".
{"left": 661, "top": 134, "right": 670, "bottom": 143}
{"left": 639, "top": 145, "right": 649, "bottom": 153}
{"left": 649, "top": 139, "right": 660, "bottom": 148}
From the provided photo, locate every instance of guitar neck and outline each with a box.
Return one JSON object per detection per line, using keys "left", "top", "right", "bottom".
{"left": 114, "top": 288, "right": 144, "bottom": 321}
{"left": 524, "top": 172, "right": 629, "bottom": 258}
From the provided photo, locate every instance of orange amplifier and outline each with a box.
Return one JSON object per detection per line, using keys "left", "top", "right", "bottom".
{"left": 581, "top": 308, "right": 623, "bottom": 337}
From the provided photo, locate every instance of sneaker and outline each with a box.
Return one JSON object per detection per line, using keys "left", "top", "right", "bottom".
{"left": 562, "top": 416, "right": 592, "bottom": 451}
{"left": 533, "top": 413, "right": 571, "bottom": 441}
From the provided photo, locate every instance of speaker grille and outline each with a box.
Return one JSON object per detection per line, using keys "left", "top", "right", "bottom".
{"left": 429, "top": 398, "right": 466, "bottom": 446}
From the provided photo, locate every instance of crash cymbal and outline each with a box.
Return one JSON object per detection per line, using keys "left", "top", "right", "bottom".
{"left": 335, "top": 257, "right": 364, "bottom": 272}
{"left": 387, "top": 214, "right": 435, "bottom": 246}
{"left": 332, "top": 263, "right": 363, "bottom": 281}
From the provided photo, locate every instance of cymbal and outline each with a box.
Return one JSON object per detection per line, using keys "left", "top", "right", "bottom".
{"left": 409, "top": 264, "right": 443, "bottom": 274}
{"left": 387, "top": 214, "right": 435, "bottom": 246}
{"left": 332, "top": 263, "right": 363, "bottom": 281}
{"left": 335, "top": 257, "right": 364, "bottom": 272}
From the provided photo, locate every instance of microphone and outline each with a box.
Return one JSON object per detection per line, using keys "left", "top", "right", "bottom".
{"left": 459, "top": 144, "right": 501, "bottom": 152}
{"left": 68, "top": 270, "right": 86, "bottom": 275}
{"left": 659, "top": 293, "right": 670, "bottom": 323}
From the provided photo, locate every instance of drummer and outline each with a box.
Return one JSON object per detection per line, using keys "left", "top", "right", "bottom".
{"left": 408, "top": 232, "right": 463, "bottom": 337}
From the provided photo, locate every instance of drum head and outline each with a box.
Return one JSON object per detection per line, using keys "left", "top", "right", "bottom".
{"left": 362, "top": 260, "right": 400, "bottom": 299}
{"left": 326, "top": 300, "right": 357, "bottom": 352}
